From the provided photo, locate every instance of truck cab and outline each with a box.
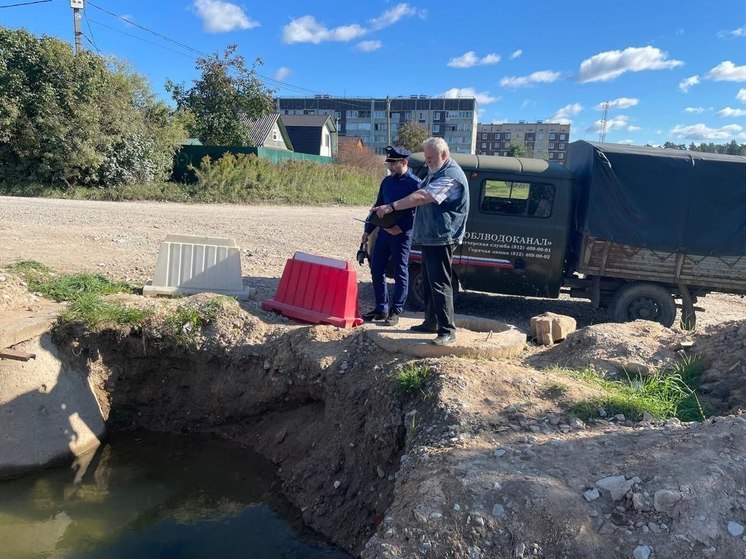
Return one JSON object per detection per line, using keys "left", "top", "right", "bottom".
{"left": 406, "top": 153, "right": 575, "bottom": 308}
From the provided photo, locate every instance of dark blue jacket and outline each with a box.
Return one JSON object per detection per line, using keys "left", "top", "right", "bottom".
{"left": 365, "top": 170, "right": 421, "bottom": 235}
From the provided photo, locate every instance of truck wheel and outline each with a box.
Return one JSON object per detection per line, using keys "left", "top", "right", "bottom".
{"left": 406, "top": 264, "right": 425, "bottom": 311}
{"left": 405, "top": 264, "right": 460, "bottom": 312}
{"left": 608, "top": 282, "right": 676, "bottom": 327}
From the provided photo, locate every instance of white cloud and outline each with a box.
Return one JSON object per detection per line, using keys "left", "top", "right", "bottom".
{"left": 273, "top": 67, "right": 291, "bottom": 81}
{"left": 738, "top": 89, "right": 746, "bottom": 103}
{"left": 684, "top": 107, "right": 706, "bottom": 113}
{"left": 500, "top": 70, "right": 561, "bottom": 88}
{"left": 717, "top": 107, "right": 746, "bottom": 117}
{"left": 448, "top": 51, "right": 501, "bottom": 68}
{"left": 282, "top": 16, "right": 366, "bottom": 44}
{"left": 704, "top": 61, "right": 746, "bottom": 82}
{"left": 627, "top": 125, "right": 642, "bottom": 132}
{"left": 587, "top": 115, "right": 631, "bottom": 134}
{"left": 618, "top": 139, "right": 636, "bottom": 144}
{"left": 678, "top": 75, "right": 700, "bottom": 92}
{"left": 577, "top": 46, "right": 683, "bottom": 83}
{"left": 670, "top": 123, "right": 744, "bottom": 141}
{"left": 193, "top": 0, "right": 259, "bottom": 33}
{"left": 355, "top": 40, "right": 381, "bottom": 52}
{"left": 369, "top": 3, "right": 418, "bottom": 30}
{"left": 717, "top": 26, "right": 746, "bottom": 38}
{"left": 439, "top": 87, "right": 499, "bottom": 105}
{"left": 594, "top": 97, "right": 639, "bottom": 110}
{"left": 549, "top": 103, "right": 583, "bottom": 124}
{"left": 510, "top": 49, "right": 522, "bottom": 60}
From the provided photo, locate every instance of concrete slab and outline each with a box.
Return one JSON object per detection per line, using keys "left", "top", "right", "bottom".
{"left": 0, "top": 333, "right": 104, "bottom": 479}
{"left": 365, "top": 313, "right": 527, "bottom": 359}
{"left": 0, "top": 302, "right": 63, "bottom": 351}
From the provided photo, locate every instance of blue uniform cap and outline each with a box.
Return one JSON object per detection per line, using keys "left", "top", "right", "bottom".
{"left": 385, "top": 145, "right": 411, "bottom": 162}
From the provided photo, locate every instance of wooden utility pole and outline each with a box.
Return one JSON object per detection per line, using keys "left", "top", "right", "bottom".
{"left": 71, "top": 0, "right": 84, "bottom": 54}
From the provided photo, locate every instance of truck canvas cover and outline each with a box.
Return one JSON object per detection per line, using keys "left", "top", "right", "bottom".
{"left": 566, "top": 141, "right": 746, "bottom": 256}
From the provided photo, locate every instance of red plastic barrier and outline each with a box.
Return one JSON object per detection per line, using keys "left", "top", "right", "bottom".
{"left": 262, "top": 252, "right": 363, "bottom": 328}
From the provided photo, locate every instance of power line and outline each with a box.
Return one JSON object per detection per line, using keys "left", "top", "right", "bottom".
{"left": 83, "top": 9, "right": 101, "bottom": 53}
{"left": 85, "top": 1, "right": 340, "bottom": 102}
{"left": 87, "top": 18, "right": 197, "bottom": 59}
{"left": 87, "top": 1, "right": 208, "bottom": 58}
{"left": 0, "top": 0, "right": 51, "bottom": 8}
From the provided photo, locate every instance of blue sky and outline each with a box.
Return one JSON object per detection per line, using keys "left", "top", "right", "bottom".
{"left": 3, "top": 0, "right": 746, "bottom": 146}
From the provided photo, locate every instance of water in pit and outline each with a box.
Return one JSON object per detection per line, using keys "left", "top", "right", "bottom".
{"left": 0, "top": 431, "right": 353, "bottom": 559}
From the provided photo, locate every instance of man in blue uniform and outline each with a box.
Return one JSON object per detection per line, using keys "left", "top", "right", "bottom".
{"left": 373, "top": 137, "right": 469, "bottom": 345}
{"left": 361, "top": 146, "right": 421, "bottom": 326}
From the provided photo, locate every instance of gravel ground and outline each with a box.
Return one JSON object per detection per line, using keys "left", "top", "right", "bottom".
{"left": 1, "top": 195, "right": 744, "bottom": 330}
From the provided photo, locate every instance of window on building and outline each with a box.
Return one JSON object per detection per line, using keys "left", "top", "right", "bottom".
{"left": 560, "top": 133, "right": 566, "bottom": 140}
{"left": 272, "top": 130, "right": 278, "bottom": 141}
{"left": 373, "top": 110, "right": 386, "bottom": 119}
{"left": 433, "top": 112, "right": 441, "bottom": 120}
{"left": 334, "top": 111, "right": 341, "bottom": 120}
{"left": 446, "top": 111, "right": 459, "bottom": 119}
{"left": 549, "top": 133, "right": 556, "bottom": 140}
{"left": 375, "top": 123, "right": 387, "bottom": 131}
{"left": 358, "top": 123, "right": 371, "bottom": 131}
{"left": 432, "top": 124, "right": 440, "bottom": 133}
{"left": 504, "top": 133, "right": 511, "bottom": 140}
{"left": 559, "top": 143, "right": 566, "bottom": 149}
{"left": 480, "top": 180, "right": 555, "bottom": 218}
{"left": 481, "top": 143, "right": 486, "bottom": 148}
{"left": 482, "top": 133, "right": 487, "bottom": 139}
{"left": 346, "top": 110, "right": 358, "bottom": 118}
{"left": 537, "top": 133, "right": 545, "bottom": 140}
{"left": 558, "top": 152, "right": 565, "bottom": 159}
{"left": 549, "top": 143, "right": 555, "bottom": 150}
{"left": 459, "top": 111, "right": 472, "bottom": 119}
{"left": 418, "top": 111, "right": 426, "bottom": 121}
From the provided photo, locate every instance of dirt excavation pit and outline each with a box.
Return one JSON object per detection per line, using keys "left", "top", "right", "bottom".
{"left": 365, "top": 313, "right": 526, "bottom": 358}
{"left": 4, "top": 275, "right": 746, "bottom": 558}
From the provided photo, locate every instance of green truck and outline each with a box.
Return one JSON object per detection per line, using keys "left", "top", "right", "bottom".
{"left": 403, "top": 141, "right": 746, "bottom": 328}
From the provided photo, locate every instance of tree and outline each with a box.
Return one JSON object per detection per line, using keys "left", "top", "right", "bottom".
{"left": 0, "top": 27, "right": 184, "bottom": 187}
{"left": 394, "top": 120, "right": 429, "bottom": 152}
{"left": 506, "top": 141, "right": 530, "bottom": 157}
{"left": 166, "top": 45, "right": 275, "bottom": 146}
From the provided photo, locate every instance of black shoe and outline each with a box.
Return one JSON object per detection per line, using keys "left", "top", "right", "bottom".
{"left": 432, "top": 333, "right": 456, "bottom": 346}
{"left": 362, "top": 310, "right": 387, "bottom": 322}
{"left": 410, "top": 322, "right": 438, "bottom": 333}
{"left": 384, "top": 312, "right": 399, "bottom": 326}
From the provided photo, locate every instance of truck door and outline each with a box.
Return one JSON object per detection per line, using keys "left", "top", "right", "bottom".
{"left": 456, "top": 175, "right": 568, "bottom": 298}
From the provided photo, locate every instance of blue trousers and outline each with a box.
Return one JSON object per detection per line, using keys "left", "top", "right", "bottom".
{"left": 370, "top": 229, "right": 413, "bottom": 314}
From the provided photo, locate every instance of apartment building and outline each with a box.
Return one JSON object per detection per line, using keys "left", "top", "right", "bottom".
{"left": 477, "top": 122, "right": 571, "bottom": 162}
{"left": 276, "top": 96, "right": 478, "bottom": 154}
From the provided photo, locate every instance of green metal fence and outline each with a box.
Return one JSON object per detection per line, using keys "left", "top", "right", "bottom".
{"left": 172, "top": 145, "right": 332, "bottom": 183}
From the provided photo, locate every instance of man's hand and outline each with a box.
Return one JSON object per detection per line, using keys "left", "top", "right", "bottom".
{"left": 361, "top": 232, "right": 369, "bottom": 243}
{"left": 373, "top": 203, "right": 394, "bottom": 219}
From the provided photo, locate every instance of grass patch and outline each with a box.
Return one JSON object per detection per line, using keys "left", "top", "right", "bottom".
{"left": 393, "top": 362, "right": 432, "bottom": 395}
{"left": 164, "top": 297, "right": 226, "bottom": 346}
{"left": 60, "top": 293, "right": 152, "bottom": 328}
{"left": 7, "top": 261, "right": 135, "bottom": 301}
{"left": 0, "top": 156, "right": 379, "bottom": 206}
{"left": 556, "top": 356, "right": 708, "bottom": 422}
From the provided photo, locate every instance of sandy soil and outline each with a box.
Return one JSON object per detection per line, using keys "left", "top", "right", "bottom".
{"left": 1, "top": 195, "right": 745, "bottom": 330}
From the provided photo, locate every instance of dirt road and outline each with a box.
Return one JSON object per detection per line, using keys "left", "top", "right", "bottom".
{"left": 1, "top": 196, "right": 744, "bottom": 330}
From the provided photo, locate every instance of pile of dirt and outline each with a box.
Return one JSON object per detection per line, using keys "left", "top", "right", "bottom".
{"left": 528, "top": 320, "right": 691, "bottom": 376}
{"left": 0, "top": 272, "right": 42, "bottom": 313}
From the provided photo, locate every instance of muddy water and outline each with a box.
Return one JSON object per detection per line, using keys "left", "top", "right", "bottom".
{"left": 0, "top": 431, "right": 352, "bottom": 559}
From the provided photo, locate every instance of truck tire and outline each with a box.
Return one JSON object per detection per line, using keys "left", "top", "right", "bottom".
{"left": 406, "top": 264, "right": 425, "bottom": 311}
{"left": 406, "top": 264, "right": 460, "bottom": 311}
{"left": 608, "top": 282, "right": 676, "bottom": 327}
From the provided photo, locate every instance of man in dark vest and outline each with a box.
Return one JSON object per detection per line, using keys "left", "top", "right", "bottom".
{"left": 373, "top": 137, "right": 469, "bottom": 345}
{"left": 361, "top": 146, "right": 421, "bottom": 326}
